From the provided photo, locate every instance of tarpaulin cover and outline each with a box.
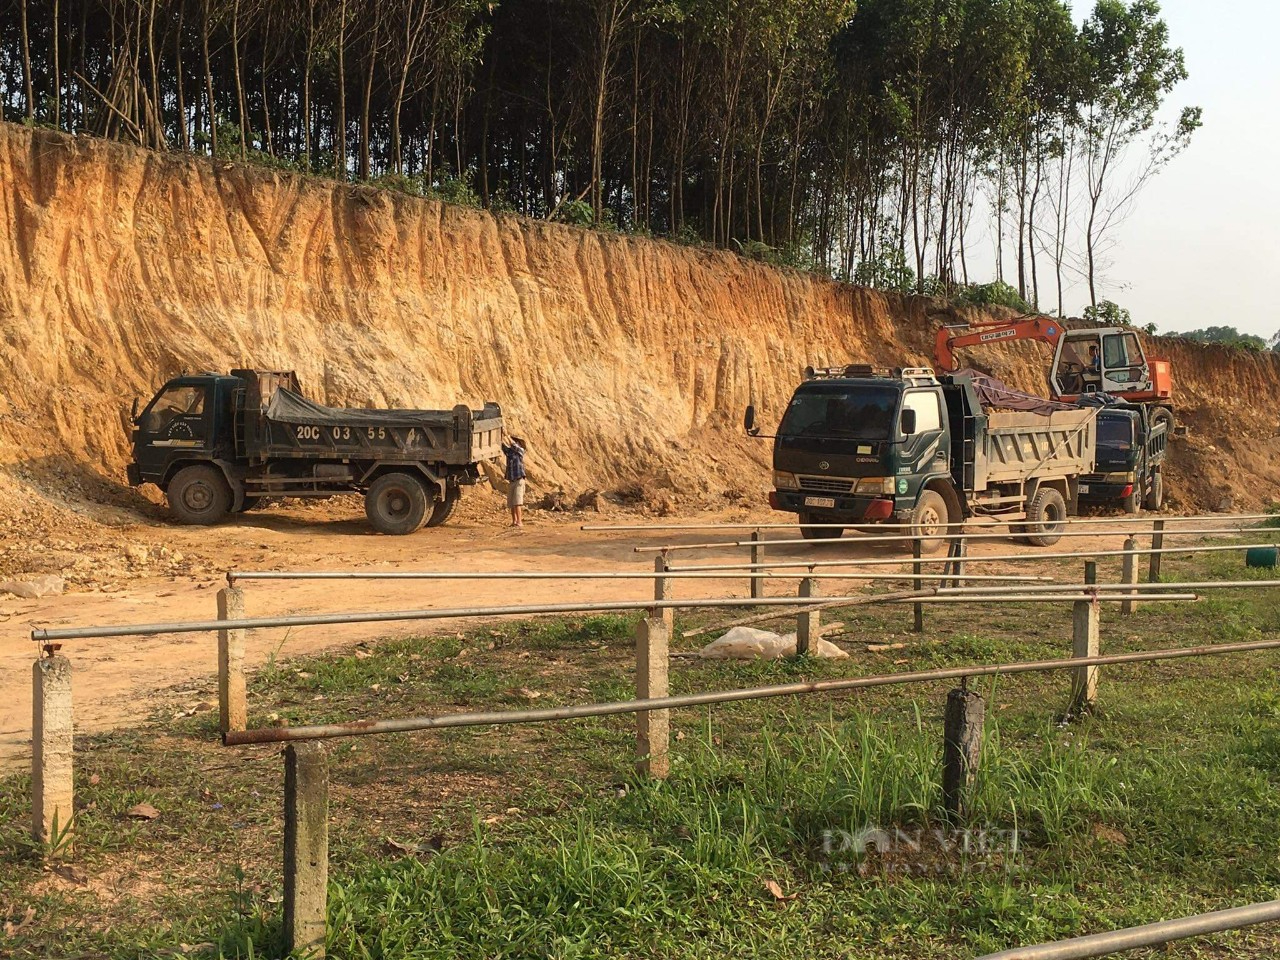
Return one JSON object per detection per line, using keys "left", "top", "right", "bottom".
{"left": 953, "top": 369, "right": 1076, "bottom": 415}
{"left": 265, "top": 387, "right": 462, "bottom": 427}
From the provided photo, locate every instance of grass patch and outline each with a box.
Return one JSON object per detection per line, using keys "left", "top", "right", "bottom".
{"left": 4, "top": 546, "right": 1280, "bottom": 957}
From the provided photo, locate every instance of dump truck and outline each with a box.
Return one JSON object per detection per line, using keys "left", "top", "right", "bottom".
{"left": 1079, "top": 403, "right": 1168, "bottom": 514}
{"left": 127, "top": 369, "right": 503, "bottom": 534}
{"left": 745, "top": 365, "right": 1097, "bottom": 549}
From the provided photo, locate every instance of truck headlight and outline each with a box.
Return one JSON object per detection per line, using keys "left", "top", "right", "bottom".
{"left": 855, "top": 477, "right": 895, "bottom": 495}
{"left": 773, "top": 471, "right": 800, "bottom": 490}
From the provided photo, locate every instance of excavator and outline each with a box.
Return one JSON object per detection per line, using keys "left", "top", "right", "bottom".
{"left": 934, "top": 316, "right": 1175, "bottom": 433}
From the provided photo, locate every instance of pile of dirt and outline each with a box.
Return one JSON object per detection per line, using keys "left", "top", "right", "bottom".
{"left": 1, "top": 123, "right": 1278, "bottom": 547}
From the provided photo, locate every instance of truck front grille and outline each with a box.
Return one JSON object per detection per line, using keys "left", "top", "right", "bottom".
{"left": 798, "top": 476, "right": 855, "bottom": 494}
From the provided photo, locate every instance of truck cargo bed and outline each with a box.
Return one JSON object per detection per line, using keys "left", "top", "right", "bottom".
{"left": 977, "top": 410, "right": 1096, "bottom": 488}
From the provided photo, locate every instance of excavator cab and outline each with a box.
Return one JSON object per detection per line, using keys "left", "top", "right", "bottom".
{"left": 935, "top": 317, "right": 1173, "bottom": 411}
{"left": 1051, "top": 329, "right": 1151, "bottom": 397}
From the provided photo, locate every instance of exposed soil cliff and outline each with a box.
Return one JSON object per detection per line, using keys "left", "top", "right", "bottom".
{"left": 1, "top": 123, "right": 1278, "bottom": 539}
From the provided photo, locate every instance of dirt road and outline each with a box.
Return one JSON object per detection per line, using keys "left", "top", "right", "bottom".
{"left": 0, "top": 495, "right": 1187, "bottom": 769}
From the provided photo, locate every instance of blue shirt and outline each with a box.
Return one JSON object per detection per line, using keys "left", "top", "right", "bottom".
{"left": 502, "top": 443, "right": 526, "bottom": 482}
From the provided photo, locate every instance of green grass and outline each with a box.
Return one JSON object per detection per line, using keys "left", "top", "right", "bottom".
{"left": 4, "top": 546, "right": 1280, "bottom": 957}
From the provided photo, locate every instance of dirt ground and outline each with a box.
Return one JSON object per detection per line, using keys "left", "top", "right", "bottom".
{"left": 1, "top": 484, "right": 1227, "bottom": 771}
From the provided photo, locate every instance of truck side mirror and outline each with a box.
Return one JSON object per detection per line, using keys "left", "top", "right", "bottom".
{"left": 744, "top": 404, "right": 759, "bottom": 437}
{"left": 131, "top": 398, "right": 140, "bottom": 423}
{"left": 900, "top": 408, "right": 917, "bottom": 436}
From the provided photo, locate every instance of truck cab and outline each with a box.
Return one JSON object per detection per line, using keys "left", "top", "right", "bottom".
{"left": 127, "top": 373, "right": 243, "bottom": 491}
{"left": 1079, "top": 404, "right": 1167, "bottom": 514}
{"left": 767, "top": 366, "right": 950, "bottom": 535}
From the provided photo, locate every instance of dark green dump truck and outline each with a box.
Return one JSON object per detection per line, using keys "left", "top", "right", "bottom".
{"left": 127, "top": 369, "right": 502, "bottom": 534}
{"left": 1079, "top": 403, "right": 1168, "bottom": 514}
{"left": 747, "top": 365, "right": 1097, "bottom": 549}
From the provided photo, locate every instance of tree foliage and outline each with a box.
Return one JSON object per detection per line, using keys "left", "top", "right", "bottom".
{"left": 1176, "top": 326, "right": 1270, "bottom": 352}
{"left": 0, "top": 0, "right": 1195, "bottom": 310}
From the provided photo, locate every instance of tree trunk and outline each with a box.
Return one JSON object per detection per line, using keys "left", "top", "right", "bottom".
{"left": 52, "top": 0, "right": 61, "bottom": 128}
{"left": 336, "top": 0, "right": 347, "bottom": 179}
{"left": 201, "top": 4, "right": 216, "bottom": 155}
{"left": 20, "top": 0, "right": 34, "bottom": 119}
{"left": 231, "top": 0, "right": 247, "bottom": 158}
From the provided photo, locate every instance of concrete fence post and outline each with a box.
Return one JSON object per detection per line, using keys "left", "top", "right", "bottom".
{"left": 1149, "top": 519, "right": 1166, "bottom": 582}
{"left": 218, "top": 585, "right": 248, "bottom": 734}
{"left": 1070, "top": 595, "right": 1101, "bottom": 715}
{"left": 283, "top": 741, "right": 329, "bottom": 958}
{"left": 912, "top": 539, "right": 924, "bottom": 633}
{"left": 795, "top": 576, "right": 821, "bottom": 655}
{"left": 635, "top": 617, "right": 670, "bottom": 779}
{"left": 32, "top": 655, "right": 74, "bottom": 852}
{"left": 652, "top": 556, "right": 674, "bottom": 634}
{"left": 1121, "top": 537, "right": 1139, "bottom": 616}
{"left": 942, "top": 685, "right": 984, "bottom": 825}
{"left": 749, "top": 531, "right": 764, "bottom": 600}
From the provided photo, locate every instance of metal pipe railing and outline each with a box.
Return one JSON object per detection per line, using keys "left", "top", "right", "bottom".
{"left": 634, "top": 527, "right": 1275, "bottom": 554}
{"left": 225, "top": 570, "right": 1052, "bottom": 584}
{"left": 221, "top": 634, "right": 1279, "bottom": 746}
{"left": 975, "top": 898, "right": 1280, "bottom": 959}
{"left": 31, "top": 591, "right": 1196, "bottom": 643}
{"left": 666, "top": 542, "right": 1280, "bottom": 572}
{"left": 581, "top": 514, "right": 1278, "bottom": 533}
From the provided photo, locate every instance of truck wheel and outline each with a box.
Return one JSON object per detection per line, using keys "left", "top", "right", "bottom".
{"left": 1024, "top": 487, "right": 1067, "bottom": 547}
{"left": 1151, "top": 407, "right": 1175, "bottom": 435}
{"left": 799, "top": 512, "right": 842, "bottom": 540}
{"left": 168, "top": 465, "right": 232, "bottom": 525}
{"left": 909, "top": 490, "right": 951, "bottom": 554}
{"left": 425, "top": 493, "right": 458, "bottom": 528}
{"left": 1144, "top": 471, "right": 1164, "bottom": 511}
{"left": 366, "top": 472, "right": 429, "bottom": 535}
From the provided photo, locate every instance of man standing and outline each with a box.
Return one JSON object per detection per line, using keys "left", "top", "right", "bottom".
{"left": 501, "top": 434, "right": 527, "bottom": 527}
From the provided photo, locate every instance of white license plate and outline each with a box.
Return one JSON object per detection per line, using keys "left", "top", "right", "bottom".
{"left": 803, "top": 496, "right": 836, "bottom": 508}
{"left": 1079, "top": 484, "right": 1090, "bottom": 493}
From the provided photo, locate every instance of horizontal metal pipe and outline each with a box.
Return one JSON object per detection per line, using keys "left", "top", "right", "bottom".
{"left": 935, "top": 581, "right": 1280, "bottom": 595}
{"left": 33, "top": 594, "right": 901, "bottom": 641}
{"left": 581, "top": 514, "right": 1278, "bottom": 533}
{"left": 226, "top": 570, "right": 1052, "bottom": 584}
{"left": 666, "top": 542, "right": 1280, "bottom": 572}
{"left": 222, "top": 634, "right": 1280, "bottom": 746}
{"left": 32, "top": 590, "right": 1194, "bottom": 643}
{"left": 975, "top": 898, "right": 1280, "bottom": 960}
{"left": 635, "top": 527, "right": 1274, "bottom": 554}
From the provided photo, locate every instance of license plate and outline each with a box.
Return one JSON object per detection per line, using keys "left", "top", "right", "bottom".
{"left": 1079, "top": 484, "right": 1090, "bottom": 493}
{"left": 803, "top": 496, "right": 836, "bottom": 508}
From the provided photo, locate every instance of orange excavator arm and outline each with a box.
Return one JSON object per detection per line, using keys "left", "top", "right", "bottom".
{"left": 934, "top": 317, "right": 1067, "bottom": 372}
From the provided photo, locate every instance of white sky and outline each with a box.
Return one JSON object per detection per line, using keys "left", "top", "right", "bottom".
{"left": 1063, "top": 0, "right": 1280, "bottom": 338}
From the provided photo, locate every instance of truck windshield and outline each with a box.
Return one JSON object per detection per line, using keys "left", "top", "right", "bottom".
{"left": 1097, "top": 416, "right": 1135, "bottom": 450}
{"left": 779, "top": 385, "right": 899, "bottom": 440}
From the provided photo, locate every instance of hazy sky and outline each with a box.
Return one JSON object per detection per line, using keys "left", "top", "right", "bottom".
{"left": 1067, "top": 0, "right": 1280, "bottom": 339}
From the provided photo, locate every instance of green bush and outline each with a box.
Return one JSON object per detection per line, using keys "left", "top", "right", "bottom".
{"left": 852, "top": 249, "right": 916, "bottom": 294}
{"left": 1083, "top": 300, "right": 1133, "bottom": 327}
{"left": 956, "top": 280, "right": 1030, "bottom": 313}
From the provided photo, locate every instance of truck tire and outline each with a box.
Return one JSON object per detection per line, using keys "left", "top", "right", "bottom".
{"left": 1024, "top": 487, "right": 1067, "bottom": 547}
{"left": 234, "top": 496, "right": 263, "bottom": 514}
{"left": 425, "top": 492, "right": 458, "bottom": 528}
{"left": 1151, "top": 407, "right": 1175, "bottom": 435}
{"left": 1122, "top": 489, "right": 1141, "bottom": 515}
{"left": 167, "top": 465, "right": 232, "bottom": 526}
{"left": 1144, "top": 471, "right": 1164, "bottom": 511}
{"left": 365, "top": 472, "right": 429, "bottom": 535}
{"left": 799, "top": 512, "right": 842, "bottom": 540}
{"left": 909, "top": 490, "right": 951, "bottom": 554}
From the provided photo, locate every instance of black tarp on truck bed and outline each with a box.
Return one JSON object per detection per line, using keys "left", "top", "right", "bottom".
{"left": 265, "top": 387, "right": 476, "bottom": 428}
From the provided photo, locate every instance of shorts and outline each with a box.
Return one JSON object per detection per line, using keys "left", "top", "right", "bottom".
{"left": 507, "top": 479, "right": 526, "bottom": 508}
